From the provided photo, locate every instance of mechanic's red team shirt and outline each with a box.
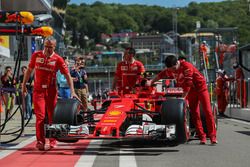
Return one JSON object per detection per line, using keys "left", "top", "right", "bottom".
{"left": 29, "top": 51, "right": 68, "bottom": 90}
{"left": 115, "top": 60, "right": 145, "bottom": 90}
{"left": 156, "top": 60, "right": 207, "bottom": 93}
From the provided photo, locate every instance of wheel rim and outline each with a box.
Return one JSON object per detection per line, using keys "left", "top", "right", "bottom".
{"left": 184, "top": 106, "right": 190, "bottom": 140}
{"left": 212, "top": 103, "right": 218, "bottom": 129}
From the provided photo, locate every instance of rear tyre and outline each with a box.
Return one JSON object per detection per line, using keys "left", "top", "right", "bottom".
{"left": 161, "top": 98, "right": 190, "bottom": 144}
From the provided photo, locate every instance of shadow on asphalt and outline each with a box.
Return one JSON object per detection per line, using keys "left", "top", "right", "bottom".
{"left": 105, "top": 139, "right": 180, "bottom": 148}
{"left": 15, "top": 140, "right": 179, "bottom": 156}
{"left": 235, "top": 131, "right": 250, "bottom": 136}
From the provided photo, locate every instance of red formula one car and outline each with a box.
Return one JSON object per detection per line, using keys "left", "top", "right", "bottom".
{"left": 45, "top": 73, "right": 217, "bottom": 145}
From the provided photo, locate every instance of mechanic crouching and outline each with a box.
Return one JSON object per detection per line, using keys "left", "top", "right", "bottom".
{"left": 147, "top": 55, "right": 217, "bottom": 145}
{"left": 22, "top": 36, "right": 78, "bottom": 151}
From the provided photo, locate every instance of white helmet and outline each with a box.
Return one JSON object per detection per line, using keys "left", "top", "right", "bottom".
{"left": 216, "top": 69, "right": 225, "bottom": 75}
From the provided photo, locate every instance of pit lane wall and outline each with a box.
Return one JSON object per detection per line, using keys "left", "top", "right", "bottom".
{"left": 225, "top": 107, "right": 250, "bottom": 122}
{"left": 225, "top": 78, "right": 250, "bottom": 122}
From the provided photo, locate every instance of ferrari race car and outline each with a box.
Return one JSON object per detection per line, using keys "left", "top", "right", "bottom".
{"left": 45, "top": 73, "right": 217, "bottom": 145}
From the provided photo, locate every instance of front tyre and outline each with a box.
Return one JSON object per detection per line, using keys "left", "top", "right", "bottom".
{"left": 52, "top": 98, "right": 82, "bottom": 143}
{"left": 53, "top": 98, "right": 83, "bottom": 125}
{"left": 161, "top": 98, "right": 190, "bottom": 144}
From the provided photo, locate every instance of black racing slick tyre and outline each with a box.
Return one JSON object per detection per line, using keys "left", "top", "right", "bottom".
{"left": 161, "top": 98, "right": 190, "bottom": 144}
{"left": 200, "top": 102, "right": 218, "bottom": 135}
{"left": 53, "top": 98, "right": 83, "bottom": 126}
{"left": 56, "top": 138, "right": 79, "bottom": 143}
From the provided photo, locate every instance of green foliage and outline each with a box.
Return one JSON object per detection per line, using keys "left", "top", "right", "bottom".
{"left": 206, "top": 20, "right": 219, "bottom": 28}
{"left": 71, "top": 28, "right": 78, "bottom": 46}
{"left": 101, "top": 57, "right": 117, "bottom": 66}
{"left": 66, "top": 0, "right": 250, "bottom": 46}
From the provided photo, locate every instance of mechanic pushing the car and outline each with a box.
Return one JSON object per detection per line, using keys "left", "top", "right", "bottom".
{"left": 22, "top": 36, "right": 78, "bottom": 151}
{"left": 147, "top": 55, "right": 217, "bottom": 145}
{"left": 112, "top": 47, "right": 145, "bottom": 94}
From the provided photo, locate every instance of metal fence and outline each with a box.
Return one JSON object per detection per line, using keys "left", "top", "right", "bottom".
{"left": 228, "top": 79, "right": 249, "bottom": 109}
{"left": 85, "top": 65, "right": 163, "bottom": 73}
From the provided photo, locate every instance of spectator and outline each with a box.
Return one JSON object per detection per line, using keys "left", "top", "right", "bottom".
{"left": 22, "top": 36, "right": 78, "bottom": 151}
{"left": 96, "top": 89, "right": 102, "bottom": 100}
{"left": 70, "top": 56, "right": 89, "bottom": 111}
{"left": 19, "top": 66, "right": 33, "bottom": 119}
{"left": 1, "top": 66, "right": 16, "bottom": 118}
{"left": 57, "top": 56, "right": 71, "bottom": 99}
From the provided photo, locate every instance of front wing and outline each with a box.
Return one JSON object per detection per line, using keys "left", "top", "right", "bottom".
{"left": 45, "top": 123, "right": 176, "bottom": 140}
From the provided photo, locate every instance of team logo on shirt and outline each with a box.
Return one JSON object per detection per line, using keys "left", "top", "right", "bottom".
{"left": 48, "top": 61, "right": 56, "bottom": 65}
{"left": 36, "top": 58, "right": 44, "bottom": 63}
{"left": 131, "top": 66, "right": 138, "bottom": 71}
{"left": 121, "top": 66, "right": 128, "bottom": 71}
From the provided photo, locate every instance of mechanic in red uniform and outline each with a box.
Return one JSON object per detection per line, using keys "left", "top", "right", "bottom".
{"left": 22, "top": 36, "right": 78, "bottom": 151}
{"left": 233, "top": 63, "right": 246, "bottom": 107}
{"left": 148, "top": 55, "right": 217, "bottom": 144}
{"left": 227, "top": 41, "right": 237, "bottom": 53}
{"left": 200, "top": 41, "right": 210, "bottom": 68}
{"left": 215, "top": 69, "right": 229, "bottom": 116}
{"left": 112, "top": 47, "right": 145, "bottom": 94}
{"left": 215, "top": 41, "right": 228, "bottom": 68}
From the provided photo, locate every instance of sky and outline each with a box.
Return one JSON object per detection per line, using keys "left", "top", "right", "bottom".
{"left": 70, "top": 0, "right": 225, "bottom": 7}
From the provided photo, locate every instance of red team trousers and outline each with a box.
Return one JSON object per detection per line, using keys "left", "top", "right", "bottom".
{"left": 33, "top": 87, "right": 57, "bottom": 143}
{"left": 187, "top": 89, "right": 216, "bottom": 138}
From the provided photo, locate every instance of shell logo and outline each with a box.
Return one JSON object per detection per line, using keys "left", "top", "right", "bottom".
{"left": 103, "top": 120, "right": 117, "bottom": 123}
{"left": 109, "top": 110, "right": 122, "bottom": 116}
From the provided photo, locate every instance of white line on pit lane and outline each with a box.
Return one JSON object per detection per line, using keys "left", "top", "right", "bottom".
{"left": 120, "top": 149, "right": 137, "bottom": 167}
{"left": 0, "top": 136, "right": 36, "bottom": 159}
{"left": 74, "top": 140, "right": 103, "bottom": 167}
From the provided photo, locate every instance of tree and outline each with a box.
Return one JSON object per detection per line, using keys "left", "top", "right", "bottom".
{"left": 71, "top": 28, "right": 78, "bottom": 47}
{"left": 206, "top": 19, "right": 219, "bottom": 28}
{"left": 65, "top": 1, "right": 250, "bottom": 47}
{"left": 186, "top": 2, "right": 199, "bottom": 16}
{"left": 78, "top": 31, "right": 87, "bottom": 49}
{"left": 152, "top": 15, "right": 172, "bottom": 32}
{"left": 96, "top": 17, "right": 114, "bottom": 35}
{"left": 109, "top": 12, "right": 139, "bottom": 32}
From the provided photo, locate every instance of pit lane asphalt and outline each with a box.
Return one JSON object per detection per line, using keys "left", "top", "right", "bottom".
{"left": 0, "top": 111, "right": 36, "bottom": 147}
{"left": 82, "top": 117, "right": 250, "bottom": 167}
{"left": 1, "top": 114, "right": 250, "bottom": 167}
